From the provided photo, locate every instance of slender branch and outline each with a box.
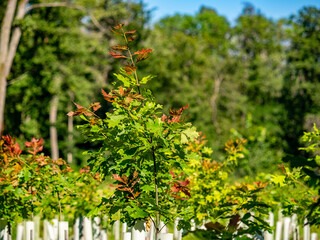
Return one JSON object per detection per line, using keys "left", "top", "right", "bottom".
{"left": 151, "top": 145, "right": 160, "bottom": 235}
{"left": 25, "top": 2, "right": 108, "bottom": 34}
{"left": 56, "top": 186, "right": 62, "bottom": 221}
{"left": 121, "top": 28, "right": 141, "bottom": 94}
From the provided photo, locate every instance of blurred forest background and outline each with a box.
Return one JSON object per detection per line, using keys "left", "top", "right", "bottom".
{"left": 1, "top": 0, "right": 319, "bottom": 179}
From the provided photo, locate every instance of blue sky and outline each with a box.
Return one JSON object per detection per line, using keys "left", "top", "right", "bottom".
{"left": 143, "top": 0, "right": 320, "bottom": 24}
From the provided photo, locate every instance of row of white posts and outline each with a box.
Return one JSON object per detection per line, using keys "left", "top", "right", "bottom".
{"left": 0, "top": 213, "right": 318, "bottom": 240}
{"left": 264, "top": 212, "right": 318, "bottom": 240}
{"left": 0, "top": 217, "right": 183, "bottom": 240}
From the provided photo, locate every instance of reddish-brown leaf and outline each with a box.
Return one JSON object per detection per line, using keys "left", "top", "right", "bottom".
{"left": 125, "top": 30, "right": 136, "bottom": 34}
{"left": 205, "top": 222, "right": 225, "bottom": 232}
{"left": 113, "top": 24, "right": 124, "bottom": 30}
{"left": 171, "top": 184, "right": 180, "bottom": 193}
{"left": 54, "top": 158, "right": 65, "bottom": 166}
{"left": 128, "top": 35, "right": 137, "bottom": 41}
{"left": 108, "top": 51, "right": 127, "bottom": 58}
{"left": 72, "top": 108, "right": 87, "bottom": 116}
{"left": 134, "top": 49, "right": 154, "bottom": 55}
{"left": 74, "top": 102, "right": 85, "bottom": 109}
{"left": 177, "top": 179, "right": 190, "bottom": 186}
{"left": 90, "top": 102, "right": 101, "bottom": 112}
{"left": 124, "top": 64, "right": 137, "bottom": 74}
{"left": 134, "top": 49, "right": 154, "bottom": 63}
{"left": 111, "top": 44, "right": 128, "bottom": 51}
{"left": 67, "top": 111, "right": 75, "bottom": 117}
{"left": 113, "top": 174, "right": 127, "bottom": 184}
{"left": 80, "top": 166, "right": 90, "bottom": 173}
{"left": 128, "top": 93, "right": 144, "bottom": 100}
{"left": 133, "top": 170, "right": 139, "bottom": 179}
{"left": 228, "top": 214, "right": 240, "bottom": 230}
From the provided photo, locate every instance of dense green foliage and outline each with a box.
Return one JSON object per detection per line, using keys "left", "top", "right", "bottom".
{"left": 2, "top": 2, "right": 319, "bottom": 180}
{"left": 1, "top": 2, "right": 320, "bottom": 239}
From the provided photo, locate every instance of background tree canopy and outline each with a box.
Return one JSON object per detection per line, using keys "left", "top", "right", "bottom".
{"left": 1, "top": 1, "right": 320, "bottom": 179}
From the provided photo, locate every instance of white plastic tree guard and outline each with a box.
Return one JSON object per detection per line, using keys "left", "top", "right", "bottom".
{"left": 73, "top": 218, "right": 80, "bottom": 240}
{"left": 131, "top": 220, "right": 145, "bottom": 240}
{"left": 311, "top": 233, "right": 318, "bottom": 240}
{"left": 275, "top": 221, "right": 282, "bottom": 240}
{"left": 58, "top": 221, "right": 68, "bottom": 240}
{"left": 122, "top": 222, "right": 127, "bottom": 234}
{"left": 159, "top": 222, "right": 167, "bottom": 234}
{"left": 74, "top": 217, "right": 93, "bottom": 240}
{"left": 0, "top": 220, "right": 9, "bottom": 240}
{"left": 113, "top": 220, "right": 120, "bottom": 240}
{"left": 264, "top": 212, "right": 274, "bottom": 240}
{"left": 101, "top": 230, "right": 108, "bottom": 240}
{"left": 173, "top": 219, "right": 182, "bottom": 240}
{"left": 283, "top": 217, "right": 291, "bottom": 240}
{"left": 16, "top": 223, "right": 24, "bottom": 240}
{"left": 84, "top": 217, "right": 93, "bottom": 240}
{"left": 190, "top": 220, "right": 195, "bottom": 232}
{"left": 92, "top": 217, "right": 101, "bottom": 240}
{"left": 156, "top": 233, "right": 173, "bottom": 240}
{"left": 25, "top": 221, "right": 35, "bottom": 240}
{"left": 43, "top": 219, "right": 58, "bottom": 240}
{"left": 148, "top": 220, "right": 155, "bottom": 240}
{"left": 291, "top": 214, "right": 299, "bottom": 240}
{"left": 122, "top": 232, "right": 131, "bottom": 240}
{"left": 34, "top": 217, "right": 40, "bottom": 240}
{"left": 304, "top": 218, "right": 310, "bottom": 240}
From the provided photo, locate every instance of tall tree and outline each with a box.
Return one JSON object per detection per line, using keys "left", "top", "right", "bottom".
{"left": 282, "top": 6, "right": 320, "bottom": 155}
{"left": 4, "top": 0, "right": 151, "bottom": 163}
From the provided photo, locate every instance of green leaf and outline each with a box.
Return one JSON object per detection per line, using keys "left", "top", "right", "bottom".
{"left": 146, "top": 118, "right": 162, "bottom": 136}
{"left": 114, "top": 73, "right": 131, "bottom": 87}
{"left": 271, "top": 175, "right": 286, "bottom": 187}
{"left": 108, "top": 115, "right": 125, "bottom": 128}
{"left": 140, "top": 75, "right": 154, "bottom": 85}
{"left": 181, "top": 127, "right": 199, "bottom": 144}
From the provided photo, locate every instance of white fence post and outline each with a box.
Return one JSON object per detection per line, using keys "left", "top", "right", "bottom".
{"left": 101, "top": 230, "right": 108, "bottom": 240}
{"left": 148, "top": 220, "right": 155, "bottom": 240}
{"left": 304, "top": 218, "right": 310, "bottom": 240}
{"left": 159, "top": 222, "right": 167, "bottom": 234}
{"left": 122, "top": 232, "right": 131, "bottom": 240}
{"left": 131, "top": 220, "right": 145, "bottom": 240}
{"left": 44, "top": 219, "right": 58, "bottom": 240}
{"left": 84, "top": 217, "right": 93, "bottom": 240}
{"left": 264, "top": 212, "right": 274, "bottom": 240}
{"left": 92, "top": 217, "right": 101, "bottom": 240}
{"left": 156, "top": 233, "right": 173, "bottom": 240}
{"left": 25, "top": 221, "right": 35, "bottom": 240}
{"left": 16, "top": 223, "right": 24, "bottom": 240}
{"left": 311, "top": 233, "right": 318, "bottom": 240}
{"left": 113, "top": 220, "right": 120, "bottom": 240}
{"left": 283, "top": 217, "right": 291, "bottom": 240}
{"left": 190, "top": 220, "right": 195, "bottom": 232}
{"left": 58, "top": 221, "right": 68, "bottom": 240}
{"left": 173, "top": 218, "right": 182, "bottom": 240}
{"left": 291, "top": 214, "right": 299, "bottom": 240}
{"left": 275, "top": 221, "right": 282, "bottom": 240}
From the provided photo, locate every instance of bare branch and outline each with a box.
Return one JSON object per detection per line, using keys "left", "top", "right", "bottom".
{"left": 26, "top": 2, "right": 108, "bottom": 33}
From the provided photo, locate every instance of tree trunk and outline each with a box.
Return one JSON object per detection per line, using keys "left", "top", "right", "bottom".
{"left": 50, "top": 95, "right": 59, "bottom": 160}
{"left": 0, "top": 0, "right": 17, "bottom": 136}
{"left": 0, "top": 0, "right": 28, "bottom": 136}
{"left": 210, "top": 74, "right": 223, "bottom": 133}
